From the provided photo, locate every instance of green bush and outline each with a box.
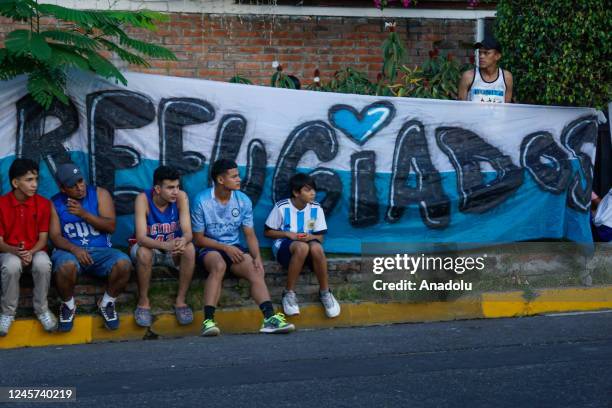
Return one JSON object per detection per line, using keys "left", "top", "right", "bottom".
{"left": 389, "top": 49, "right": 469, "bottom": 100}
{"left": 496, "top": 0, "right": 611, "bottom": 109}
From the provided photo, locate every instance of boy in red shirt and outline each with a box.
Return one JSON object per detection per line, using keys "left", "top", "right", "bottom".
{"left": 0, "top": 159, "right": 56, "bottom": 336}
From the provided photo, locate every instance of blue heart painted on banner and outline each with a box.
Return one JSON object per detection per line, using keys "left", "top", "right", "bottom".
{"left": 329, "top": 101, "right": 395, "bottom": 145}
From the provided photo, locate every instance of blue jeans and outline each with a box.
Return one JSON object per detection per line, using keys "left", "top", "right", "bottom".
{"left": 52, "top": 248, "right": 130, "bottom": 277}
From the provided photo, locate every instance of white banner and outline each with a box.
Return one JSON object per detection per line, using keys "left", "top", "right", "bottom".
{"left": 0, "top": 72, "right": 601, "bottom": 251}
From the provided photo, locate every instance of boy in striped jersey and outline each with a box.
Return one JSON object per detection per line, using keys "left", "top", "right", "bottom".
{"left": 265, "top": 173, "right": 341, "bottom": 318}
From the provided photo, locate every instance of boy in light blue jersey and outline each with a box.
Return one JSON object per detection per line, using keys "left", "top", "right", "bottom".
{"left": 191, "top": 159, "right": 294, "bottom": 336}
{"left": 264, "top": 173, "right": 340, "bottom": 318}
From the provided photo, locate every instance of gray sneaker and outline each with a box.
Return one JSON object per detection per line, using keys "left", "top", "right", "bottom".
{"left": 0, "top": 314, "right": 14, "bottom": 336}
{"left": 134, "top": 307, "right": 152, "bottom": 327}
{"left": 174, "top": 305, "right": 194, "bottom": 325}
{"left": 281, "top": 290, "right": 300, "bottom": 316}
{"left": 320, "top": 290, "right": 341, "bottom": 318}
{"left": 37, "top": 310, "right": 57, "bottom": 332}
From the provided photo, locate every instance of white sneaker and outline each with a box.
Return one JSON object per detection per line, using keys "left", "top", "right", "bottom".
{"left": 0, "top": 314, "right": 14, "bottom": 336}
{"left": 320, "top": 290, "right": 341, "bottom": 318}
{"left": 282, "top": 290, "right": 300, "bottom": 316}
{"left": 37, "top": 310, "right": 58, "bottom": 332}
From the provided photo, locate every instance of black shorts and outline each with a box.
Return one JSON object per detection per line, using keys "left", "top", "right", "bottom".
{"left": 275, "top": 238, "right": 321, "bottom": 269}
{"left": 197, "top": 244, "right": 249, "bottom": 274}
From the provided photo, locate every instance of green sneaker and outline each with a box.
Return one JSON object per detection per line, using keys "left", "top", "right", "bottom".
{"left": 201, "top": 319, "right": 221, "bottom": 337}
{"left": 260, "top": 313, "right": 295, "bottom": 334}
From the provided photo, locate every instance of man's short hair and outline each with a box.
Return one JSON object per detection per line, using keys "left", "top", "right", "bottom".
{"left": 9, "top": 158, "right": 39, "bottom": 189}
{"left": 289, "top": 173, "right": 316, "bottom": 197}
{"left": 210, "top": 159, "right": 238, "bottom": 184}
{"left": 153, "top": 165, "right": 180, "bottom": 186}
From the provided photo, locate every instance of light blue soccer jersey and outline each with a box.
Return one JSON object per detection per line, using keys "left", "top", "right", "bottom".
{"left": 191, "top": 188, "right": 253, "bottom": 245}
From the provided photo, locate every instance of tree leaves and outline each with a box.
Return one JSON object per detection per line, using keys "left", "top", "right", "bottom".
{"left": 0, "top": 1, "right": 176, "bottom": 109}
{"left": 42, "top": 30, "right": 99, "bottom": 50}
{"left": 0, "top": 0, "right": 36, "bottom": 21}
{"left": 6, "top": 30, "right": 52, "bottom": 60}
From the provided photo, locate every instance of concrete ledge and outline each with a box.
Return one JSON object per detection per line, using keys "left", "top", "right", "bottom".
{"left": 1, "top": 285, "right": 611, "bottom": 350}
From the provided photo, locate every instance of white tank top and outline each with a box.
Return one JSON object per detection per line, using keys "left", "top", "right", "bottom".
{"left": 469, "top": 68, "right": 507, "bottom": 103}
{"left": 594, "top": 189, "right": 612, "bottom": 228}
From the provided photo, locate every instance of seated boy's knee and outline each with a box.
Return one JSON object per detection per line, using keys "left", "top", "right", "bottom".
{"left": 206, "top": 259, "right": 226, "bottom": 278}
{"left": 136, "top": 246, "right": 153, "bottom": 264}
{"left": 292, "top": 241, "right": 310, "bottom": 257}
{"left": 308, "top": 242, "right": 325, "bottom": 258}
{"left": 182, "top": 243, "right": 196, "bottom": 260}
{"left": 1, "top": 255, "right": 22, "bottom": 275}
{"left": 114, "top": 259, "right": 133, "bottom": 275}
{"left": 31, "top": 252, "right": 51, "bottom": 271}
{"left": 55, "top": 261, "right": 78, "bottom": 277}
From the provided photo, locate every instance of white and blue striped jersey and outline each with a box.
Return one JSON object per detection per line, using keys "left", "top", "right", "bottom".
{"left": 265, "top": 199, "right": 327, "bottom": 257}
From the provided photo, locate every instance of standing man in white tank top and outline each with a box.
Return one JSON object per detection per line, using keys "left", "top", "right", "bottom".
{"left": 458, "top": 36, "right": 514, "bottom": 103}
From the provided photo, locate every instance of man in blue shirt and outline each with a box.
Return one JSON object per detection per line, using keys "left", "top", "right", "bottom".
{"left": 50, "top": 163, "right": 132, "bottom": 332}
{"left": 191, "top": 159, "right": 294, "bottom": 336}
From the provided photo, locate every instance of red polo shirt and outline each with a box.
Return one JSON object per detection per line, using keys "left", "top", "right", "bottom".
{"left": 0, "top": 191, "right": 50, "bottom": 250}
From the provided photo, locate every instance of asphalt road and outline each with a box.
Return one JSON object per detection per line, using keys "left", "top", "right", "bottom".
{"left": 1, "top": 312, "right": 611, "bottom": 408}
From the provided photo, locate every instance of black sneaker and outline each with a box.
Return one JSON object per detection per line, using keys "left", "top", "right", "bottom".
{"left": 57, "top": 303, "right": 76, "bottom": 332}
{"left": 99, "top": 301, "right": 120, "bottom": 330}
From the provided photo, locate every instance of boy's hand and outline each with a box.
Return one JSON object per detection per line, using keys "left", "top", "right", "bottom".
{"left": 296, "top": 233, "right": 312, "bottom": 242}
{"left": 225, "top": 245, "right": 245, "bottom": 264}
{"left": 72, "top": 247, "right": 93, "bottom": 266}
{"left": 286, "top": 232, "right": 299, "bottom": 241}
{"left": 66, "top": 198, "right": 86, "bottom": 217}
{"left": 253, "top": 256, "right": 264, "bottom": 274}
{"left": 17, "top": 250, "right": 32, "bottom": 266}
{"left": 161, "top": 240, "right": 175, "bottom": 252}
{"left": 172, "top": 237, "right": 186, "bottom": 255}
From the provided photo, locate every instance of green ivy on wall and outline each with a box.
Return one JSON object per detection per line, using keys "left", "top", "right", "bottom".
{"left": 496, "top": 0, "right": 611, "bottom": 109}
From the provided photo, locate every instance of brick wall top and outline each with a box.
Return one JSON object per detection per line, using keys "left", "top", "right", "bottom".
{"left": 0, "top": 12, "right": 476, "bottom": 87}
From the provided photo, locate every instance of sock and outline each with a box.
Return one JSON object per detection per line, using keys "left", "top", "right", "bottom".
{"left": 259, "top": 301, "right": 274, "bottom": 319}
{"left": 319, "top": 288, "right": 330, "bottom": 296}
{"left": 282, "top": 289, "right": 294, "bottom": 296}
{"left": 204, "top": 305, "right": 216, "bottom": 321}
{"left": 101, "top": 292, "right": 116, "bottom": 306}
{"left": 63, "top": 297, "right": 75, "bottom": 310}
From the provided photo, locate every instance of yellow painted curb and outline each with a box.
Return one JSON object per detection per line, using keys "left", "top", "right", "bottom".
{"left": 287, "top": 298, "right": 483, "bottom": 330}
{"left": 92, "top": 315, "right": 147, "bottom": 343}
{"left": 481, "top": 286, "right": 612, "bottom": 318}
{"left": 0, "top": 316, "right": 93, "bottom": 349}
{"left": 0, "top": 285, "right": 610, "bottom": 349}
